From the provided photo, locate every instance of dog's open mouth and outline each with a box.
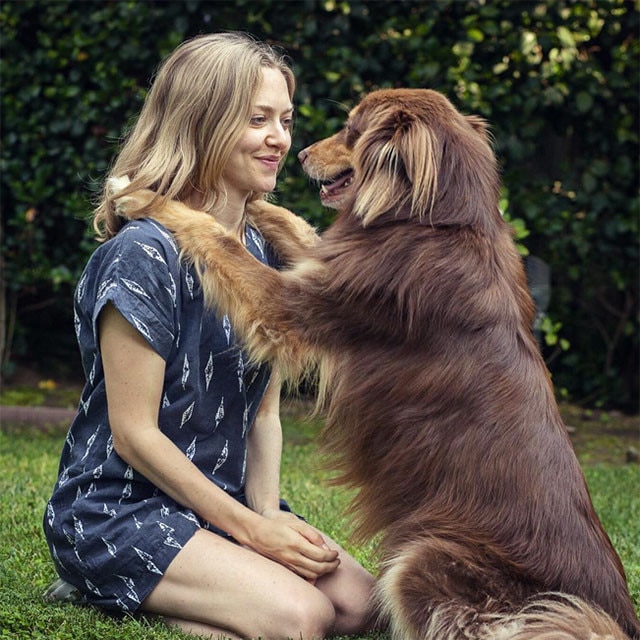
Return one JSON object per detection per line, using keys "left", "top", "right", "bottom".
{"left": 319, "top": 169, "right": 354, "bottom": 206}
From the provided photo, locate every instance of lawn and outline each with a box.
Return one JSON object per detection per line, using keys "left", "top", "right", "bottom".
{"left": 0, "top": 401, "right": 638, "bottom": 640}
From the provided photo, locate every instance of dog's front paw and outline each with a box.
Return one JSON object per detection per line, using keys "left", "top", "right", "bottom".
{"left": 108, "top": 175, "right": 156, "bottom": 220}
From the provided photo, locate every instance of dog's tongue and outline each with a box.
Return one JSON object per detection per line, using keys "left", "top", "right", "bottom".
{"left": 320, "top": 170, "right": 353, "bottom": 196}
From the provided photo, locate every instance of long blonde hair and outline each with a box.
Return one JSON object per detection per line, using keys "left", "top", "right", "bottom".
{"left": 93, "top": 32, "right": 295, "bottom": 240}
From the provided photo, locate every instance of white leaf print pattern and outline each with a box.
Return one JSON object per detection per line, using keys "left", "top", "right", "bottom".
{"left": 180, "top": 402, "right": 194, "bottom": 429}
{"left": 85, "top": 579, "right": 103, "bottom": 596}
{"left": 182, "top": 353, "right": 190, "bottom": 389}
{"left": 214, "top": 398, "right": 224, "bottom": 429}
{"left": 124, "top": 465, "right": 134, "bottom": 481}
{"left": 134, "top": 241, "right": 168, "bottom": 265}
{"left": 247, "top": 227, "right": 266, "bottom": 259}
{"left": 242, "top": 404, "right": 250, "bottom": 438}
{"left": 81, "top": 425, "right": 101, "bottom": 462}
{"left": 106, "top": 435, "right": 114, "bottom": 458}
{"left": 101, "top": 536, "right": 118, "bottom": 557}
{"left": 178, "top": 511, "right": 200, "bottom": 526}
{"left": 74, "top": 309, "right": 81, "bottom": 341}
{"left": 237, "top": 352, "right": 245, "bottom": 392}
{"left": 241, "top": 447, "right": 248, "bottom": 485}
{"left": 58, "top": 466, "right": 69, "bottom": 486}
{"left": 65, "top": 430, "right": 75, "bottom": 453}
{"left": 150, "top": 220, "right": 178, "bottom": 254}
{"left": 166, "top": 272, "right": 177, "bottom": 306}
{"left": 119, "top": 482, "right": 132, "bottom": 504}
{"left": 47, "top": 503, "right": 55, "bottom": 527}
{"left": 204, "top": 352, "right": 214, "bottom": 391}
{"left": 158, "top": 522, "right": 183, "bottom": 550}
{"left": 133, "top": 546, "right": 163, "bottom": 575}
{"left": 76, "top": 272, "right": 88, "bottom": 302}
{"left": 223, "top": 315, "right": 231, "bottom": 344}
{"left": 131, "top": 315, "right": 153, "bottom": 343}
{"left": 122, "top": 278, "right": 150, "bottom": 298}
{"left": 186, "top": 436, "right": 197, "bottom": 461}
{"left": 103, "top": 503, "right": 117, "bottom": 518}
{"left": 96, "top": 277, "right": 117, "bottom": 301}
{"left": 213, "top": 439, "right": 228, "bottom": 474}
{"left": 73, "top": 515, "right": 85, "bottom": 540}
{"left": 185, "top": 271, "right": 195, "bottom": 299}
{"left": 93, "top": 464, "right": 103, "bottom": 479}
{"left": 117, "top": 574, "right": 141, "bottom": 604}
{"left": 162, "top": 393, "right": 170, "bottom": 408}
{"left": 115, "top": 597, "right": 131, "bottom": 612}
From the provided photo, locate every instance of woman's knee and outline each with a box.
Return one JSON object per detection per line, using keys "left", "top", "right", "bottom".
{"left": 276, "top": 588, "right": 336, "bottom": 639}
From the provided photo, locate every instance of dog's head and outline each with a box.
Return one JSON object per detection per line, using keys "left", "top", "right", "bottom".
{"left": 299, "top": 89, "right": 500, "bottom": 228}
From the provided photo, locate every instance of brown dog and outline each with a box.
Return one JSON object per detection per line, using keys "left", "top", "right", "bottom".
{"left": 113, "top": 88, "right": 639, "bottom": 639}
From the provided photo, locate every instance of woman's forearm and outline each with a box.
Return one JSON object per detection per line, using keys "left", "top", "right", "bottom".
{"left": 245, "top": 373, "right": 283, "bottom": 515}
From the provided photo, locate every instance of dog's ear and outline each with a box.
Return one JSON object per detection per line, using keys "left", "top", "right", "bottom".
{"left": 465, "top": 114, "right": 489, "bottom": 136}
{"left": 352, "top": 107, "right": 441, "bottom": 225}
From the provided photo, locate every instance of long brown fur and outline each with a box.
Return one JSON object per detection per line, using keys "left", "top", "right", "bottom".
{"left": 112, "top": 88, "right": 640, "bottom": 639}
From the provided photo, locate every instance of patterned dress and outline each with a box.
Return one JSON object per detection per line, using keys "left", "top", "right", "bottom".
{"left": 43, "top": 218, "right": 278, "bottom": 612}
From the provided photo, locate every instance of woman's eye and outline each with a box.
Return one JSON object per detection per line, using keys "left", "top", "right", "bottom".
{"left": 251, "top": 115, "right": 267, "bottom": 126}
{"left": 281, "top": 117, "right": 293, "bottom": 130}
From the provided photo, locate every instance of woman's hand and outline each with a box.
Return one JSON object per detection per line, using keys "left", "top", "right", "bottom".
{"left": 247, "top": 509, "right": 340, "bottom": 581}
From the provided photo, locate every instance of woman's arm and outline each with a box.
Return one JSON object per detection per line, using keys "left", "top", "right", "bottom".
{"left": 99, "top": 302, "right": 339, "bottom": 579}
{"left": 99, "top": 302, "right": 264, "bottom": 539}
{"left": 245, "top": 368, "right": 283, "bottom": 516}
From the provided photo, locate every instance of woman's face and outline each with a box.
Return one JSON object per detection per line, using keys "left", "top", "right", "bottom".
{"left": 222, "top": 67, "right": 293, "bottom": 208}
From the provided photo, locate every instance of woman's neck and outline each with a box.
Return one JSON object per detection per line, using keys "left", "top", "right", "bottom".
{"left": 186, "top": 192, "right": 247, "bottom": 243}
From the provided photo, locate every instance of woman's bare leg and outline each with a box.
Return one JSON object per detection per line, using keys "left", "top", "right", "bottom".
{"left": 160, "top": 616, "right": 242, "bottom": 640}
{"left": 141, "top": 529, "right": 337, "bottom": 639}
{"left": 313, "top": 529, "right": 379, "bottom": 635}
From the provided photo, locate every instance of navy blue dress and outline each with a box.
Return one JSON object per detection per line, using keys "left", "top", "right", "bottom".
{"left": 43, "top": 218, "right": 277, "bottom": 612}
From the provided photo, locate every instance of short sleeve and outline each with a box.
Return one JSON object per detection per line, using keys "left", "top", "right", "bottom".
{"left": 80, "top": 220, "right": 181, "bottom": 361}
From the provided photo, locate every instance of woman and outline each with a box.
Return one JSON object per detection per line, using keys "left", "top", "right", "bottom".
{"left": 43, "top": 32, "right": 376, "bottom": 639}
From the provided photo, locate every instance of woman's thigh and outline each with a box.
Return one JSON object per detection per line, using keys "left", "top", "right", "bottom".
{"left": 141, "top": 529, "right": 336, "bottom": 639}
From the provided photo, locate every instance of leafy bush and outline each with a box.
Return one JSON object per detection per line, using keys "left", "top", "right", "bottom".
{"left": 1, "top": 0, "right": 637, "bottom": 409}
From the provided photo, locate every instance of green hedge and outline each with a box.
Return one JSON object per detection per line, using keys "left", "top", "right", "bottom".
{"left": 1, "top": 0, "right": 638, "bottom": 409}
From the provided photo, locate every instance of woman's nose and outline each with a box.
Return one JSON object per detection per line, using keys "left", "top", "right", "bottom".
{"left": 267, "top": 123, "right": 290, "bottom": 149}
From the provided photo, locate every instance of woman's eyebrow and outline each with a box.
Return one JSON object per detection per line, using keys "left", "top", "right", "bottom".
{"left": 254, "top": 104, "right": 294, "bottom": 114}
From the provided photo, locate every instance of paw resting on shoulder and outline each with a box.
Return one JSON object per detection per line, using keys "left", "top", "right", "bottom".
{"left": 108, "top": 175, "right": 157, "bottom": 220}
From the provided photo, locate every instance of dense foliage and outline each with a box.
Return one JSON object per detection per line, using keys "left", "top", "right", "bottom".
{"left": 1, "top": 0, "right": 638, "bottom": 409}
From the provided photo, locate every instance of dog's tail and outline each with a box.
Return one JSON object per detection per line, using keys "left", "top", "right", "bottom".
{"left": 376, "top": 545, "right": 632, "bottom": 640}
{"left": 378, "top": 590, "right": 629, "bottom": 640}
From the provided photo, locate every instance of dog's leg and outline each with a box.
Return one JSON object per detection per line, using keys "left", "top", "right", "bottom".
{"left": 113, "top": 186, "right": 317, "bottom": 377}
{"left": 246, "top": 200, "right": 320, "bottom": 265}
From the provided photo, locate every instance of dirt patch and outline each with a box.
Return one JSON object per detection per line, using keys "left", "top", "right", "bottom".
{"left": 1, "top": 376, "right": 638, "bottom": 466}
{"left": 560, "top": 404, "right": 639, "bottom": 466}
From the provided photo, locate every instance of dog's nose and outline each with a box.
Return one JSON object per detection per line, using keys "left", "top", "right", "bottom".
{"left": 298, "top": 148, "right": 308, "bottom": 165}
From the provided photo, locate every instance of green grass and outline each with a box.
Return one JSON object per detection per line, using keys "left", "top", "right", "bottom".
{"left": 1, "top": 416, "right": 638, "bottom": 640}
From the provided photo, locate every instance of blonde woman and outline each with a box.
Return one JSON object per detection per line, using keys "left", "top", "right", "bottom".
{"left": 43, "top": 32, "right": 375, "bottom": 639}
